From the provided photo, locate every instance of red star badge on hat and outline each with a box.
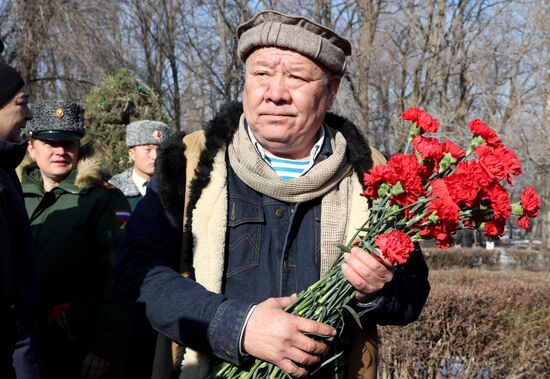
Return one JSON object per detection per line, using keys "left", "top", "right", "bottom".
{"left": 153, "top": 130, "right": 162, "bottom": 140}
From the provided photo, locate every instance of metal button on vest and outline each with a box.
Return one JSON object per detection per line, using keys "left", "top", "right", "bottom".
{"left": 275, "top": 208, "right": 285, "bottom": 218}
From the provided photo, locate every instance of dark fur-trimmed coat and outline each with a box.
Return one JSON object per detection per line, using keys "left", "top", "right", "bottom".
{"left": 117, "top": 102, "right": 430, "bottom": 378}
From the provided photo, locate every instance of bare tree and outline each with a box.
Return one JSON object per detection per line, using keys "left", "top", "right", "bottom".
{"left": 2, "top": 0, "right": 548, "bottom": 243}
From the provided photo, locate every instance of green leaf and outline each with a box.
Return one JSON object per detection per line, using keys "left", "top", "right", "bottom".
{"left": 415, "top": 150, "right": 424, "bottom": 165}
{"left": 343, "top": 304, "right": 362, "bottom": 328}
{"left": 471, "top": 135, "right": 485, "bottom": 148}
{"left": 428, "top": 211, "right": 439, "bottom": 223}
{"left": 378, "top": 183, "right": 391, "bottom": 197}
{"left": 390, "top": 181, "right": 405, "bottom": 196}
{"left": 361, "top": 240, "right": 377, "bottom": 253}
{"left": 511, "top": 202, "right": 523, "bottom": 216}
{"left": 438, "top": 153, "right": 457, "bottom": 173}
{"left": 309, "top": 351, "right": 345, "bottom": 376}
{"left": 409, "top": 124, "right": 421, "bottom": 138}
{"left": 336, "top": 243, "right": 351, "bottom": 253}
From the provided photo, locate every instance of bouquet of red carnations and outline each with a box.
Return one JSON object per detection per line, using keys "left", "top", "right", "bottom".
{"left": 208, "top": 108, "right": 541, "bottom": 378}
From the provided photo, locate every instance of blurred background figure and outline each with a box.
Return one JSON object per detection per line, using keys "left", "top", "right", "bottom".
{"left": 109, "top": 120, "right": 170, "bottom": 379}
{"left": 0, "top": 40, "right": 43, "bottom": 379}
{"left": 20, "top": 100, "right": 131, "bottom": 379}
{"left": 455, "top": 229, "right": 474, "bottom": 248}
{"left": 109, "top": 120, "right": 170, "bottom": 210}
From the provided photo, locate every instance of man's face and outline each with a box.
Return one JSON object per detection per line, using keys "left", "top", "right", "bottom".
{"left": 243, "top": 47, "right": 341, "bottom": 159}
{"left": 0, "top": 88, "right": 32, "bottom": 142}
{"left": 27, "top": 139, "right": 79, "bottom": 182}
{"left": 129, "top": 144, "right": 159, "bottom": 180}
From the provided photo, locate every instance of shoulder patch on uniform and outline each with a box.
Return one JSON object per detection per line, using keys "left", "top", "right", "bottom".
{"left": 115, "top": 210, "right": 131, "bottom": 235}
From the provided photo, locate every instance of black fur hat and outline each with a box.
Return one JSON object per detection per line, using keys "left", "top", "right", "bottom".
{"left": 0, "top": 59, "right": 25, "bottom": 109}
{"left": 1, "top": 38, "right": 27, "bottom": 108}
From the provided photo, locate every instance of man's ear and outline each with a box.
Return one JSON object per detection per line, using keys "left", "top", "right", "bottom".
{"left": 27, "top": 139, "right": 36, "bottom": 160}
{"left": 128, "top": 147, "right": 135, "bottom": 162}
{"left": 326, "top": 75, "right": 341, "bottom": 109}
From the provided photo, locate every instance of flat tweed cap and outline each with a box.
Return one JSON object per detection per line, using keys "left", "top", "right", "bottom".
{"left": 126, "top": 120, "right": 170, "bottom": 147}
{"left": 26, "top": 101, "right": 85, "bottom": 141}
{"left": 237, "top": 10, "right": 352, "bottom": 76}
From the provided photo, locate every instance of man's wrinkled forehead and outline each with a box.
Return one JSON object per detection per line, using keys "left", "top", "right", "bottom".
{"left": 245, "top": 47, "right": 326, "bottom": 74}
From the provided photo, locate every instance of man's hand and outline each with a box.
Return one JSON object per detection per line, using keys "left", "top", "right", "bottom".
{"left": 341, "top": 243, "right": 394, "bottom": 302}
{"left": 80, "top": 353, "right": 111, "bottom": 379}
{"left": 242, "top": 296, "right": 336, "bottom": 377}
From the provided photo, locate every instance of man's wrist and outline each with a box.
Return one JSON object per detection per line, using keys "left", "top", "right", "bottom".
{"left": 207, "top": 299, "right": 255, "bottom": 365}
{"left": 238, "top": 304, "right": 257, "bottom": 356}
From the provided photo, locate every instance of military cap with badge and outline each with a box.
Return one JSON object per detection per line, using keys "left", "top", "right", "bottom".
{"left": 125, "top": 120, "right": 170, "bottom": 147}
{"left": 26, "top": 101, "right": 85, "bottom": 141}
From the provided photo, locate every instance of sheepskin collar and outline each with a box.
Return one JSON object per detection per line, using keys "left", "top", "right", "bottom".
{"left": 156, "top": 101, "right": 374, "bottom": 230}
{"left": 109, "top": 167, "right": 140, "bottom": 197}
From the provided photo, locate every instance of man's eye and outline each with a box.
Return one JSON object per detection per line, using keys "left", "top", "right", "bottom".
{"left": 289, "top": 75, "right": 305, "bottom": 81}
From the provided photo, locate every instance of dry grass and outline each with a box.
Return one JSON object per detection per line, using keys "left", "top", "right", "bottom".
{"left": 378, "top": 269, "right": 550, "bottom": 378}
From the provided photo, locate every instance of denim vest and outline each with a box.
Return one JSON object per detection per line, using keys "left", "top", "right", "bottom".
{"left": 224, "top": 163, "right": 353, "bottom": 377}
{"left": 224, "top": 163, "right": 323, "bottom": 303}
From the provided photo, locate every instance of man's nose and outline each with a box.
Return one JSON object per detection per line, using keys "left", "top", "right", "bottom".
{"left": 52, "top": 145, "right": 67, "bottom": 154}
{"left": 264, "top": 76, "right": 291, "bottom": 104}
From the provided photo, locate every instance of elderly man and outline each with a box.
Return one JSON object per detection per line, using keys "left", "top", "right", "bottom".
{"left": 0, "top": 57, "right": 40, "bottom": 378}
{"left": 110, "top": 120, "right": 170, "bottom": 210}
{"left": 117, "top": 10, "right": 430, "bottom": 379}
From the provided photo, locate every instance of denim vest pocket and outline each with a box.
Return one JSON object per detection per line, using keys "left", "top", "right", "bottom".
{"left": 226, "top": 196, "right": 264, "bottom": 278}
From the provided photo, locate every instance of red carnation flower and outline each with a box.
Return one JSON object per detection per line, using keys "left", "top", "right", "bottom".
{"left": 47, "top": 303, "right": 71, "bottom": 323}
{"left": 518, "top": 215, "right": 531, "bottom": 230}
{"left": 387, "top": 154, "right": 426, "bottom": 206}
{"left": 402, "top": 107, "right": 440, "bottom": 133}
{"left": 413, "top": 136, "right": 443, "bottom": 176}
{"left": 455, "top": 160, "right": 492, "bottom": 189}
{"left": 468, "top": 118, "right": 501, "bottom": 146}
{"left": 413, "top": 136, "right": 443, "bottom": 161}
{"left": 517, "top": 186, "right": 541, "bottom": 230}
{"left": 475, "top": 144, "right": 522, "bottom": 185}
{"left": 375, "top": 230, "right": 415, "bottom": 265}
{"left": 429, "top": 179, "right": 461, "bottom": 222}
{"left": 445, "top": 173, "right": 479, "bottom": 207}
{"left": 420, "top": 179, "right": 460, "bottom": 248}
{"left": 484, "top": 217, "right": 506, "bottom": 239}
{"left": 441, "top": 140, "right": 466, "bottom": 161}
{"left": 520, "top": 186, "right": 541, "bottom": 218}
{"left": 362, "top": 165, "right": 398, "bottom": 199}
{"left": 483, "top": 182, "right": 511, "bottom": 220}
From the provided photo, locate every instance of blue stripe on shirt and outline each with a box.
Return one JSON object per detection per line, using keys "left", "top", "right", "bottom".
{"left": 267, "top": 157, "right": 311, "bottom": 166}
